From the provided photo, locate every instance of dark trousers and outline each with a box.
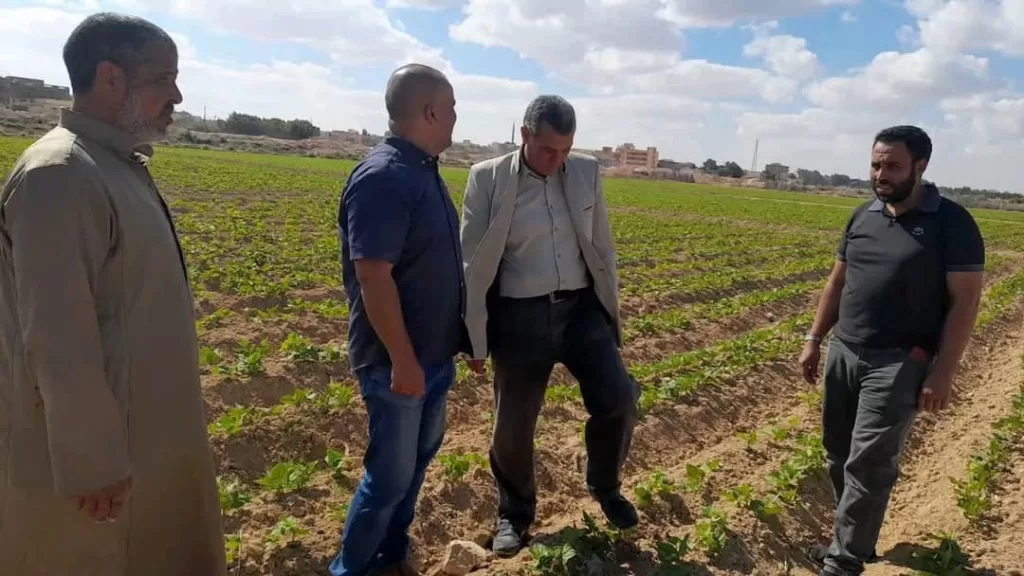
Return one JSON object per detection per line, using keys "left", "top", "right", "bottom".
{"left": 488, "top": 287, "right": 638, "bottom": 531}
{"left": 821, "top": 336, "right": 929, "bottom": 576}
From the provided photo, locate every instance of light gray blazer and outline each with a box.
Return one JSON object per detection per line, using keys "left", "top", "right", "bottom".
{"left": 459, "top": 150, "right": 621, "bottom": 359}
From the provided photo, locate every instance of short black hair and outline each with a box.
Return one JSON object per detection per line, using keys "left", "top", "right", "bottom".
{"left": 62, "top": 12, "right": 174, "bottom": 95}
{"left": 384, "top": 63, "right": 450, "bottom": 124}
{"left": 523, "top": 95, "right": 575, "bottom": 136}
{"left": 874, "top": 125, "right": 932, "bottom": 163}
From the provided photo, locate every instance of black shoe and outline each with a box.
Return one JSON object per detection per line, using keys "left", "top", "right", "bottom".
{"left": 807, "top": 545, "right": 880, "bottom": 566}
{"left": 594, "top": 492, "right": 639, "bottom": 530}
{"left": 493, "top": 519, "right": 525, "bottom": 558}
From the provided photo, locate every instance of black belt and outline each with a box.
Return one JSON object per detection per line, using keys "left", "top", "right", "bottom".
{"left": 544, "top": 288, "right": 587, "bottom": 303}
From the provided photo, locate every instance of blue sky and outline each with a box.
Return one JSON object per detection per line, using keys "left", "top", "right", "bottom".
{"left": 2, "top": 0, "right": 1024, "bottom": 192}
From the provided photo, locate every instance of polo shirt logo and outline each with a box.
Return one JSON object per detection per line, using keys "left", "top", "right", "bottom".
{"left": 911, "top": 226, "right": 925, "bottom": 236}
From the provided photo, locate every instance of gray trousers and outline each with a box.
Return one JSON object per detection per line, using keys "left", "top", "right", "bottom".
{"left": 488, "top": 287, "right": 638, "bottom": 532}
{"left": 821, "top": 336, "right": 930, "bottom": 576}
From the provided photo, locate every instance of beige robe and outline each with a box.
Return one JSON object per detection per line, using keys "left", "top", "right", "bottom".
{"left": 460, "top": 150, "right": 621, "bottom": 360}
{"left": 0, "top": 109, "right": 227, "bottom": 576}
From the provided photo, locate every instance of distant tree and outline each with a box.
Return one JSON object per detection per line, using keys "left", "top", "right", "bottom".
{"left": 718, "top": 161, "right": 745, "bottom": 179}
{"left": 829, "top": 173, "right": 852, "bottom": 187}
{"left": 220, "top": 112, "right": 322, "bottom": 140}
{"left": 701, "top": 158, "right": 718, "bottom": 172}
{"left": 287, "top": 119, "right": 320, "bottom": 139}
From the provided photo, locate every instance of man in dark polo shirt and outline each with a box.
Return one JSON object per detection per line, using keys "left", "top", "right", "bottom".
{"left": 327, "top": 63, "right": 465, "bottom": 576}
{"left": 799, "top": 125, "right": 985, "bottom": 576}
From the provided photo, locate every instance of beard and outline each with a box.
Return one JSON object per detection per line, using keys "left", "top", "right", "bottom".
{"left": 872, "top": 172, "right": 917, "bottom": 204}
{"left": 116, "top": 90, "right": 169, "bottom": 142}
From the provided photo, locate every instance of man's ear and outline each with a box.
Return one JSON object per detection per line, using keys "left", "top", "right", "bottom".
{"left": 93, "top": 61, "right": 127, "bottom": 98}
{"left": 916, "top": 158, "right": 929, "bottom": 177}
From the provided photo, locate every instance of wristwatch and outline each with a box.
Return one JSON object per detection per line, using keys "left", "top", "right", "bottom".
{"left": 803, "top": 333, "right": 822, "bottom": 343}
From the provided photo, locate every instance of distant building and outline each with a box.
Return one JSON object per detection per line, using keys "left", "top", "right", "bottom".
{"left": 614, "top": 143, "right": 659, "bottom": 170}
{"left": 658, "top": 159, "right": 696, "bottom": 171}
{"left": 0, "top": 76, "right": 71, "bottom": 107}
{"left": 764, "top": 162, "right": 790, "bottom": 178}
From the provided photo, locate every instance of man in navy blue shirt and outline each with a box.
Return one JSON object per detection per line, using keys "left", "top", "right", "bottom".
{"left": 328, "top": 63, "right": 466, "bottom": 576}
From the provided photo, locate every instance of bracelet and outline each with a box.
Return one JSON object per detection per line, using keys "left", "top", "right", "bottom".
{"left": 803, "top": 333, "right": 822, "bottom": 343}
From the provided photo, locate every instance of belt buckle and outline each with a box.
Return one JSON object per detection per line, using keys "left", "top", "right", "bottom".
{"left": 549, "top": 291, "right": 566, "bottom": 303}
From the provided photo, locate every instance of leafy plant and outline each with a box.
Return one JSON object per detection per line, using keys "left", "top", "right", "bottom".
{"left": 218, "top": 476, "right": 252, "bottom": 511}
{"left": 722, "top": 484, "right": 755, "bottom": 508}
{"left": 546, "top": 384, "right": 582, "bottom": 407}
{"left": 264, "top": 516, "right": 307, "bottom": 552}
{"left": 324, "top": 448, "right": 350, "bottom": 482}
{"left": 198, "top": 346, "right": 222, "bottom": 369}
{"left": 280, "top": 333, "right": 321, "bottom": 364}
{"left": 436, "top": 451, "right": 488, "bottom": 482}
{"left": 634, "top": 469, "right": 678, "bottom": 508}
{"left": 951, "top": 384, "right": 1024, "bottom": 523}
{"left": 217, "top": 339, "right": 270, "bottom": 377}
{"left": 208, "top": 405, "right": 257, "bottom": 437}
{"left": 908, "top": 533, "right": 972, "bottom": 576}
{"left": 682, "top": 460, "right": 720, "bottom": 493}
{"left": 530, "top": 543, "right": 578, "bottom": 576}
{"left": 694, "top": 506, "right": 729, "bottom": 559}
{"left": 257, "top": 461, "right": 317, "bottom": 493}
{"left": 322, "top": 381, "right": 355, "bottom": 412}
{"left": 797, "top": 389, "right": 822, "bottom": 409}
{"left": 654, "top": 535, "right": 693, "bottom": 575}
{"left": 225, "top": 532, "right": 241, "bottom": 565}
{"left": 736, "top": 430, "right": 758, "bottom": 450}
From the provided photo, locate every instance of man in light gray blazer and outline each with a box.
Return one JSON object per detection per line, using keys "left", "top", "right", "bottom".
{"left": 460, "top": 95, "right": 639, "bottom": 558}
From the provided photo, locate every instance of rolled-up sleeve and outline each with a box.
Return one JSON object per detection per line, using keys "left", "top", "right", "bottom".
{"left": 6, "top": 162, "right": 130, "bottom": 496}
{"left": 345, "top": 171, "right": 411, "bottom": 263}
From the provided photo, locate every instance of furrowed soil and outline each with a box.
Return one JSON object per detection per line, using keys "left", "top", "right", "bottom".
{"left": 2, "top": 137, "right": 1024, "bottom": 576}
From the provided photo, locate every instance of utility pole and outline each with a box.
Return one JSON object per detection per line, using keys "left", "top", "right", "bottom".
{"left": 511, "top": 122, "right": 515, "bottom": 145}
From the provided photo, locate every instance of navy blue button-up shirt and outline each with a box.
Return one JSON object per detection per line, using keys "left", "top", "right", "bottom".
{"left": 339, "top": 136, "right": 467, "bottom": 371}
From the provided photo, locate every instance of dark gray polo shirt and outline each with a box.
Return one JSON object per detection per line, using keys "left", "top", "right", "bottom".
{"left": 338, "top": 136, "right": 467, "bottom": 371}
{"left": 834, "top": 184, "right": 984, "bottom": 353}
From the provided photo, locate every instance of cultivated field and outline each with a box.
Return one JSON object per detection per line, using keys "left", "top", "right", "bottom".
{"left": 2, "top": 136, "right": 1024, "bottom": 576}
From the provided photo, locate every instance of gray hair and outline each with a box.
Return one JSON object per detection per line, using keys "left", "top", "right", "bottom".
{"left": 63, "top": 12, "right": 174, "bottom": 95}
{"left": 384, "top": 63, "right": 450, "bottom": 127}
{"left": 523, "top": 95, "right": 576, "bottom": 136}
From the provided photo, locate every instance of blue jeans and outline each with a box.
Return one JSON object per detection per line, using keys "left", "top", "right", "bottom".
{"left": 328, "top": 358, "right": 455, "bottom": 576}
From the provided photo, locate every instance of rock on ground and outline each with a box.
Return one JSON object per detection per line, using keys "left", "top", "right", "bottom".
{"left": 440, "top": 540, "right": 489, "bottom": 576}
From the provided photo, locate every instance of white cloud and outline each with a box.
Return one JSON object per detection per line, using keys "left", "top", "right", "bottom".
{"left": 0, "top": 7, "right": 83, "bottom": 83}
{"left": 909, "top": 0, "right": 1024, "bottom": 57}
{"left": 804, "top": 48, "right": 989, "bottom": 112}
{"left": 385, "top": 0, "right": 464, "bottom": 8}
{"left": 658, "top": 0, "right": 860, "bottom": 28}
{"left": 743, "top": 34, "right": 822, "bottom": 80}
{"left": 449, "top": 0, "right": 804, "bottom": 103}
{"left": 941, "top": 92, "right": 1024, "bottom": 143}
{"left": 840, "top": 10, "right": 857, "bottom": 23}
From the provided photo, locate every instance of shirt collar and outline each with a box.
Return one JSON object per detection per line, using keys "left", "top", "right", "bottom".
{"left": 513, "top": 146, "right": 566, "bottom": 179}
{"left": 868, "top": 182, "right": 941, "bottom": 213}
{"left": 58, "top": 108, "right": 154, "bottom": 162}
{"left": 384, "top": 135, "right": 438, "bottom": 166}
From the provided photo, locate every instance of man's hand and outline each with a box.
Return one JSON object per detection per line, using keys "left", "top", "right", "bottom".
{"left": 74, "top": 476, "right": 131, "bottom": 523}
{"left": 391, "top": 358, "right": 425, "bottom": 397}
{"left": 919, "top": 370, "right": 954, "bottom": 412}
{"left": 467, "top": 358, "right": 486, "bottom": 375}
{"left": 799, "top": 341, "right": 822, "bottom": 384}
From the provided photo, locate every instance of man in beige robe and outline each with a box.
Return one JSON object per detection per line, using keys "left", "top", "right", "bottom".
{"left": 0, "top": 12, "right": 226, "bottom": 575}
